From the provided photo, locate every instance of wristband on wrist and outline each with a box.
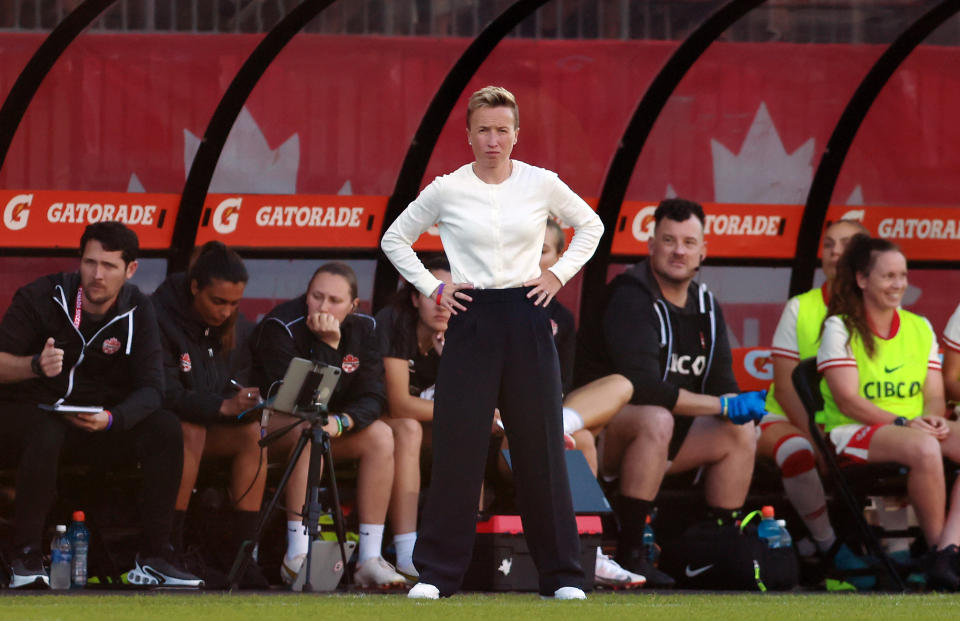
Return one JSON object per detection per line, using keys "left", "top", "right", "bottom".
{"left": 334, "top": 414, "right": 343, "bottom": 437}
{"left": 104, "top": 410, "right": 113, "bottom": 430}
{"left": 30, "top": 353, "right": 43, "bottom": 377}
{"left": 720, "top": 397, "right": 729, "bottom": 418}
{"left": 339, "top": 413, "right": 353, "bottom": 434}
{"left": 435, "top": 283, "right": 445, "bottom": 306}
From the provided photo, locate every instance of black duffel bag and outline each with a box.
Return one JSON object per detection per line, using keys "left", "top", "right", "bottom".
{"left": 658, "top": 510, "right": 799, "bottom": 591}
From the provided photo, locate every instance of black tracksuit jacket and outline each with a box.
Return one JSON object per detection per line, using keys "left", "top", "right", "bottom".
{"left": 0, "top": 271, "right": 163, "bottom": 430}
{"left": 152, "top": 273, "right": 253, "bottom": 425}
{"left": 249, "top": 295, "right": 385, "bottom": 431}
{"left": 575, "top": 259, "right": 739, "bottom": 407}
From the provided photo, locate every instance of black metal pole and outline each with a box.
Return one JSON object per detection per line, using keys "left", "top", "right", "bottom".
{"left": 789, "top": 0, "right": 960, "bottom": 296}
{"left": 0, "top": 0, "right": 118, "bottom": 174}
{"left": 169, "top": 0, "right": 339, "bottom": 274}
{"left": 580, "top": 0, "right": 767, "bottom": 325}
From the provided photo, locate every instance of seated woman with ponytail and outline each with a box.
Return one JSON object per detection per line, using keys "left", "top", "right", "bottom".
{"left": 817, "top": 234, "right": 960, "bottom": 590}
{"left": 374, "top": 255, "right": 453, "bottom": 578}
{"left": 151, "top": 241, "right": 267, "bottom": 587}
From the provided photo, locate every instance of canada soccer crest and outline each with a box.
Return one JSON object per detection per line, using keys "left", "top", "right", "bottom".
{"left": 342, "top": 354, "right": 360, "bottom": 373}
{"left": 102, "top": 337, "right": 121, "bottom": 355}
{"left": 180, "top": 353, "right": 192, "bottom": 373}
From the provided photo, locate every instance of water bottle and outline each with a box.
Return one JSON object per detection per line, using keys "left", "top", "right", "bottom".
{"left": 776, "top": 518, "right": 793, "bottom": 549}
{"left": 642, "top": 515, "right": 660, "bottom": 564}
{"left": 67, "top": 511, "right": 90, "bottom": 588}
{"left": 757, "top": 505, "right": 782, "bottom": 549}
{"left": 50, "top": 525, "right": 72, "bottom": 590}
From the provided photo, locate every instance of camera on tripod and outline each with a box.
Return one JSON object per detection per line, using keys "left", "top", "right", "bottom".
{"left": 229, "top": 357, "right": 351, "bottom": 592}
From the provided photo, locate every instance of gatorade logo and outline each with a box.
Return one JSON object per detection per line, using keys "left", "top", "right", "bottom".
{"left": 3, "top": 193, "right": 32, "bottom": 231}
{"left": 839, "top": 209, "right": 866, "bottom": 222}
{"left": 744, "top": 349, "right": 774, "bottom": 381}
{"left": 631, "top": 205, "right": 657, "bottom": 242}
{"left": 213, "top": 197, "right": 242, "bottom": 234}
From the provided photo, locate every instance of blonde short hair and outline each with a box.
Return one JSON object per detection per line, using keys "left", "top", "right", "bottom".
{"left": 466, "top": 85, "right": 519, "bottom": 130}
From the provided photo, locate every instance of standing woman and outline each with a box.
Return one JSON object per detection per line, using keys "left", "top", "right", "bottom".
{"left": 817, "top": 235, "right": 960, "bottom": 589}
{"left": 381, "top": 85, "right": 603, "bottom": 600}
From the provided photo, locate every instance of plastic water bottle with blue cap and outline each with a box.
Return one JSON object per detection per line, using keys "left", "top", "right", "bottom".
{"left": 50, "top": 525, "right": 72, "bottom": 590}
{"left": 757, "top": 506, "right": 782, "bottom": 549}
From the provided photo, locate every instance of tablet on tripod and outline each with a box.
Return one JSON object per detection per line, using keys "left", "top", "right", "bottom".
{"left": 271, "top": 357, "right": 342, "bottom": 415}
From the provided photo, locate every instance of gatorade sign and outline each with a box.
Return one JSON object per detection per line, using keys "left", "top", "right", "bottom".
{"left": 825, "top": 205, "right": 960, "bottom": 261}
{"left": 611, "top": 202, "right": 804, "bottom": 258}
{"left": 0, "top": 190, "right": 176, "bottom": 249}
{"left": 195, "top": 194, "right": 386, "bottom": 248}
{"left": 732, "top": 347, "right": 774, "bottom": 392}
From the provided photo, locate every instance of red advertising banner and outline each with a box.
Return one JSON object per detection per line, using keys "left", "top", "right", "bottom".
{"left": 4, "top": 189, "right": 960, "bottom": 262}
{"left": 194, "top": 193, "right": 387, "bottom": 248}
{"left": 611, "top": 202, "right": 805, "bottom": 258}
{"left": 824, "top": 205, "right": 960, "bottom": 261}
{"left": 0, "top": 190, "right": 177, "bottom": 249}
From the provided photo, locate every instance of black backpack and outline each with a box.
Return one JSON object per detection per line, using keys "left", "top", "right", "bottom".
{"left": 659, "top": 510, "right": 799, "bottom": 591}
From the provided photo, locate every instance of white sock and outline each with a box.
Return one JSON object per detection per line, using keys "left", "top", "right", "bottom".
{"left": 358, "top": 523, "right": 385, "bottom": 564}
{"left": 562, "top": 407, "right": 585, "bottom": 435}
{"left": 285, "top": 520, "right": 308, "bottom": 559}
{"left": 776, "top": 435, "right": 836, "bottom": 550}
{"left": 393, "top": 531, "right": 417, "bottom": 572}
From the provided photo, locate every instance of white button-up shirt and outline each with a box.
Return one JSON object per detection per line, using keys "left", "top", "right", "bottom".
{"left": 381, "top": 160, "right": 603, "bottom": 297}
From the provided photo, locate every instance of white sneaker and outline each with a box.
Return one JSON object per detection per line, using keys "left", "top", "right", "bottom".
{"left": 543, "top": 586, "right": 586, "bottom": 600}
{"left": 353, "top": 556, "right": 408, "bottom": 588}
{"left": 595, "top": 550, "right": 646, "bottom": 589}
{"left": 407, "top": 582, "right": 440, "bottom": 599}
{"left": 280, "top": 553, "right": 305, "bottom": 585}
{"left": 397, "top": 564, "right": 419, "bottom": 584}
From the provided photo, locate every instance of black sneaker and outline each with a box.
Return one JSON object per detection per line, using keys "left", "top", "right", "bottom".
{"left": 127, "top": 553, "right": 204, "bottom": 588}
{"left": 8, "top": 547, "right": 49, "bottom": 589}
{"left": 176, "top": 547, "right": 228, "bottom": 590}
{"left": 926, "top": 545, "right": 960, "bottom": 591}
{"left": 615, "top": 544, "right": 675, "bottom": 588}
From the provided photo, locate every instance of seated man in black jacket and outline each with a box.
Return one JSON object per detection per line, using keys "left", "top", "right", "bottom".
{"left": 152, "top": 241, "right": 267, "bottom": 587}
{"left": 250, "top": 261, "right": 407, "bottom": 588}
{"left": 0, "top": 222, "right": 202, "bottom": 588}
{"left": 576, "top": 199, "right": 766, "bottom": 587}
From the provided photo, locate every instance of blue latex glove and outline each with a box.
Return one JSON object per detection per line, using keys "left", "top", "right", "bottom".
{"left": 721, "top": 390, "right": 767, "bottom": 425}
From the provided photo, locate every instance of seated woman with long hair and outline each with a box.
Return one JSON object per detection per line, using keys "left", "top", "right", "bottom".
{"left": 817, "top": 234, "right": 959, "bottom": 590}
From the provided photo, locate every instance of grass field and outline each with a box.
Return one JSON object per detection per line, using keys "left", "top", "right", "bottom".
{"left": 2, "top": 592, "right": 960, "bottom": 621}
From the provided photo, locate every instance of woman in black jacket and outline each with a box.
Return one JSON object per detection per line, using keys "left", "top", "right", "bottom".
{"left": 152, "top": 242, "right": 266, "bottom": 586}
{"left": 250, "top": 261, "right": 407, "bottom": 588}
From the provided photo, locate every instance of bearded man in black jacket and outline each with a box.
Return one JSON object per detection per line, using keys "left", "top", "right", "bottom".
{"left": 576, "top": 199, "right": 767, "bottom": 588}
{"left": 0, "top": 222, "right": 202, "bottom": 589}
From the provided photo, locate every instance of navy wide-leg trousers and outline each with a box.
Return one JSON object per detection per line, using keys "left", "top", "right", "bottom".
{"left": 412, "top": 287, "right": 584, "bottom": 596}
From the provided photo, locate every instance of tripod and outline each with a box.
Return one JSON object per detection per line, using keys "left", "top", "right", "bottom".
{"left": 227, "top": 403, "right": 349, "bottom": 592}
